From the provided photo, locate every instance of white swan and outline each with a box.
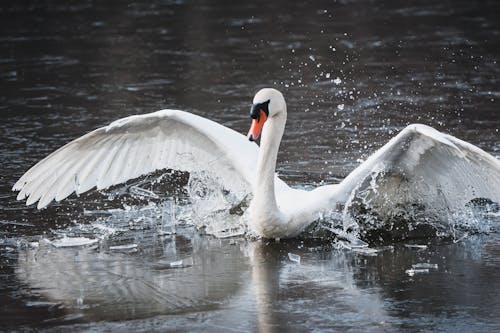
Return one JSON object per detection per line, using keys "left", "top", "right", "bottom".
{"left": 13, "top": 88, "right": 500, "bottom": 239}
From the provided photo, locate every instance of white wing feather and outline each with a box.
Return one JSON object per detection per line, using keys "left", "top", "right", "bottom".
{"left": 335, "top": 124, "right": 500, "bottom": 214}
{"left": 13, "top": 110, "right": 260, "bottom": 209}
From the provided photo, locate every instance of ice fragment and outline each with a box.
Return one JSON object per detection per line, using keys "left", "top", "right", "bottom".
{"left": 412, "top": 263, "right": 438, "bottom": 270}
{"left": 288, "top": 253, "right": 301, "bottom": 264}
{"left": 109, "top": 244, "right": 138, "bottom": 251}
{"left": 130, "top": 186, "right": 159, "bottom": 199}
{"left": 404, "top": 244, "right": 428, "bottom": 249}
{"left": 170, "top": 260, "right": 183, "bottom": 267}
{"left": 50, "top": 237, "right": 99, "bottom": 248}
{"left": 405, "top": 268, "right": 429, "bottom": 276}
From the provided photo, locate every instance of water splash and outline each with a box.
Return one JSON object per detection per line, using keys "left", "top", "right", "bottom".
{"left": 336, "top": 168, "right": 499, "bottom": 244}
{"left": 26, "top": 165, "right": 498, "bottom": 249}
{"left": 186, "top": 171, "right": 248, "bottom": 238}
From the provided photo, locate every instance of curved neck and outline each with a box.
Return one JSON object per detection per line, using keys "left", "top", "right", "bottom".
{"left": 254, "top": 110, "right": 287, "bottom": 212}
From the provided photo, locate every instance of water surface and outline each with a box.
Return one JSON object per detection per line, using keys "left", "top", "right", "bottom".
{"left": 1, "top": 0, "right": 499, "bottom": 331}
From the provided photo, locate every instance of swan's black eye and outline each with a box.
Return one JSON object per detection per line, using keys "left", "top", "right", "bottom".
{"left": 250, "top": 99, "right": 270, "bottom": 119}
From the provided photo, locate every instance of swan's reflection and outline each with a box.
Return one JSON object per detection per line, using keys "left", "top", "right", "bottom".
{"left": 249, "top": 241, "right": 391, "bottom": 332}
{"left": 16, "top": 234, "right": 251, "bottom": 321}
{"left": 16, "top": 235, "right": 392, "bottom": 329}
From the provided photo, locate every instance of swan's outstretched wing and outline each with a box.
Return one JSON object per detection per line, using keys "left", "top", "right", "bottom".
{"left": 13, "top": 110, "right": 260, "bottom": 209}
{"left": 335, "top": 124, "right": 500, "bottom": 216}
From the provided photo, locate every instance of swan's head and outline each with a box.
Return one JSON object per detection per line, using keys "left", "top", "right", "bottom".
{"left": 248, "top": 88, "right": 286, "bottom": 141}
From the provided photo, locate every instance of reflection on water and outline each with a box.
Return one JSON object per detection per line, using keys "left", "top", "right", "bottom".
{"left": 1, "top": 0, "right": 499, "bottom": 331}
{"left": 16, "top": 232, "right": 250, "bottom": 321}
{"left": 10, "top": 233, "right": 500, "bottom": 332}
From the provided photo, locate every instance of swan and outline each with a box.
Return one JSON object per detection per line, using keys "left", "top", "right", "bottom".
{"left": 13, "top": 88, "right": 500, "bottom": 239}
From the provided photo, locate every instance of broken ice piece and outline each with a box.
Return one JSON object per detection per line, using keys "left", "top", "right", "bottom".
{"left": 453, "top": 233, "right": 469, "bottom": 244}
{"left": 288, "top": 253, "right": 301, "bottom": 264}
{"left": 337, "top": 240, "right": 352, "bottom": 250}
{"left": 412, "top": 263, "right": 438, "bottom": 270}
{"left": 158, "top": 230, "right": 176, "bottom": 236}
{"left": 26, "top": 301, "right": 60, "bottom": 307}
{"left": 349, "top": 238, "right": 369, "bottom": 248}
{"left": 129, "top": 186, "right": 159, "bottom": 199}
{"left": 50, "top": 237, "right": 99, "bottom": 248}
{"left": 353, "top": 247, "right": 380, "bottom": 256}
{"left": 404, "top": 244, "right": 428, "bottom": 249}
{"left": 152, "top": 259, "right": 191, "bottom": 270}
{"left": 169, "top": 260, "right": 183, "bottom": 267}
{"left": 83, "top": 209, "right": 113, "bottom": 216}
{"left": 109, "top": 244, "right": 138, "bottom": 251}
{"left": 405, "top": 268, "right": 429, "bottom": 276}
{"left": 29, "top": 242, "right": 39, "bottom": 248}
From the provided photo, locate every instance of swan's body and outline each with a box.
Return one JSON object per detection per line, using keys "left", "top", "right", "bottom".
{"left": 13, "top": 88, "right": 500, "bottom": 238}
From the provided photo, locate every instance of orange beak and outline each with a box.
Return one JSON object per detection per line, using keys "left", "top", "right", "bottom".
{"left": 247, "top": 110, "right": 268, "bottom": 141}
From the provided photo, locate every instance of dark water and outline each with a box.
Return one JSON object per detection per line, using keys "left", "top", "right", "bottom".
{"left": 1, "top": 0, "right": 499, "bottom": 331}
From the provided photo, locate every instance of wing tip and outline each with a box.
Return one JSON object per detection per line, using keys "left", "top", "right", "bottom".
{"left": 36, "top": 197, "right": 52, "bottom": 210}
{"left": 404, "top": 123, "right": 434, "bottom": 133}
{"left": 403, "top": 123, "right": 460, "bottom": 150}
{"left": 12, "top": 176, "right": 26, "bottom": 191}
{"left": 16, "top": 190, "right": 28, "bottom": 201}
{"left": 25, "top": 194, "right": 39, "bottom": 207}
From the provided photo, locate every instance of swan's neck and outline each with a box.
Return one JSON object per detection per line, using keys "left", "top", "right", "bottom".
{"left": 253, "top": 111, "right": 286, "bottom": 215}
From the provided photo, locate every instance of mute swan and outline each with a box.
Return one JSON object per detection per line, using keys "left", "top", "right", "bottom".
{"left": 13, "top": 88, "right": 500, "bottom": 239}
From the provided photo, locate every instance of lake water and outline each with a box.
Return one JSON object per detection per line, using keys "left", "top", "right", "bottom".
{"left": 1, "top": 0, "right": 499, "bottom": 331}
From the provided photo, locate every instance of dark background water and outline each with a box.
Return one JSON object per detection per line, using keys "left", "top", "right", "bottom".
{"left": 1, "top": 0, "right": 499, "bottom": 331}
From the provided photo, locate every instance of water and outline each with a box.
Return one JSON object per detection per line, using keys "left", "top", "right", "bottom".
{"left": 1, "top": 0, "right": 500, "bottom": 331}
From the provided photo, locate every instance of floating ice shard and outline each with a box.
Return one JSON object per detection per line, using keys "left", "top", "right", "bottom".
{"left": 157, "top": 230, "right": 176, "bottom": 236}
{"left": 109, "top": 244, "right": 138, "bottom": 251}
{"left": 453, "top": 233, "right": 469, "bottom": 243}
{"left": 353, "top": 247, "right": 380, "bottom": 256}
{"left": 83, "top": 208, "right": 122, "bottom": 216}
{"left": 152, "top": 258, "right": 192, "bottom": 269}
{"left": 336, "top": 240, "right": 352, "bottom": 250}
{"left": 288, "top": 252, "right": 301, "bottom": 264}
{"left": 26, "top": 301, "right": 60, "bottom": 307}
{"left": 412, "top": 263, "right": 438, "bottom": 270}
{"left": 129, "top": 185, "right": 159, "bottom": 199}
{"left": 349, "top": 238, "right": 369, "bottom": 248}
{"left": 405, "top": 268, "right": 429, "bottom": 276}
{"left": 485, "top": 211, "right": 500, "bottom": 217}
{"left": 169, "top": 260, "right": 183, "bottom": 267}
{"left": 404, "top": 244, "right": 428, "bottom": 249}
{"left": 50, "top": 237, "right": 99, "bottom": 248}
